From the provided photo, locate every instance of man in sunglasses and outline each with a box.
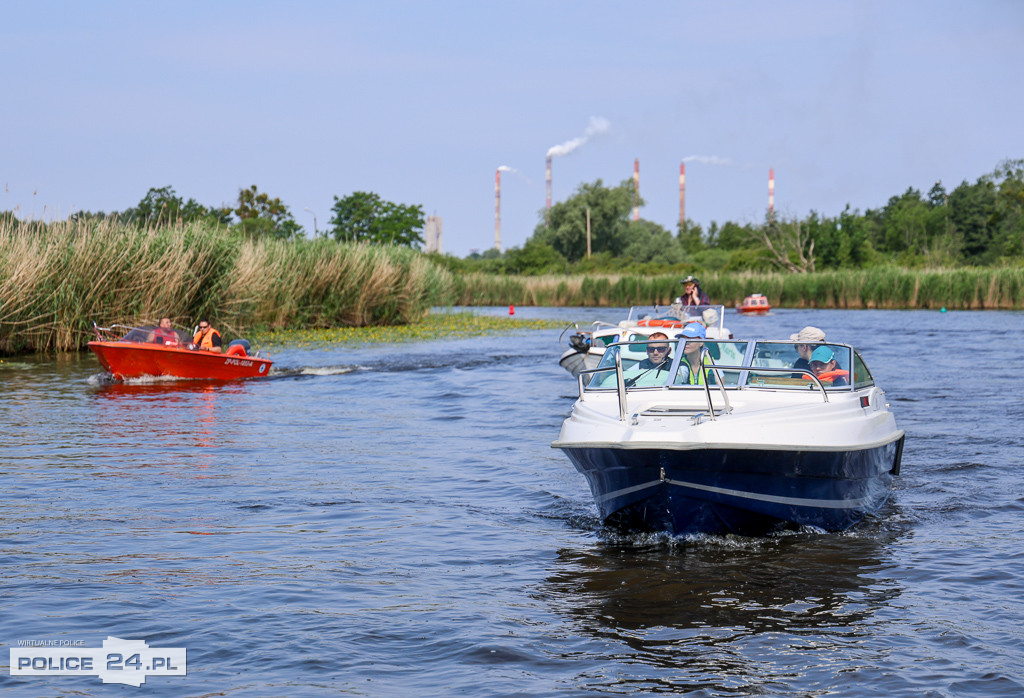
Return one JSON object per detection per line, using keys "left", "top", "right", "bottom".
{"left": 191, "top": 318, "right": 223, "bottom": 353}
{"left": 624, "top": 332, "right": 673, "bottom": 387}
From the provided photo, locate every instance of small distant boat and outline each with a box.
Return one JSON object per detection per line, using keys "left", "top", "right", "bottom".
{"left": 88, "top": 323, "right": 272, "bottom": 381}
{"left": 553, "top": 337, "right": 904, "bottom": 536}
{"left": 737, "top": 294, "right": 772, "bottom": 315}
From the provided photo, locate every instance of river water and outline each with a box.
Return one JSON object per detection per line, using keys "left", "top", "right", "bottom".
{"left": 1, "top": 307, "right": 1023, "bottom": 697}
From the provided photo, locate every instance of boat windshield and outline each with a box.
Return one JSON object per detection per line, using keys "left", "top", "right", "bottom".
{"left": 587, "top": 339, "right": 749, "bottom": 389}
{"left": 116, "top": 325, "right": 192, "bottom": 346}
{"left": 744, "top": 342, "right": 856, "bottom": 389}
{"left": 586, "top": 339, "right": 872, "bottom": 392}
{"left": 625, "top": 304, "right": 725, "bottom": 327}
{"left": 672, "top": 340, "right": 749, "bottom": 386}
{"left": 589, "top": 339, "right": 678, "bottom": 388}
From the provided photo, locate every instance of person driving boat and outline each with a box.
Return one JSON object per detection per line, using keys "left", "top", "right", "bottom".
{"left": 623, "top": 332, "right": 673, "bottom": 387}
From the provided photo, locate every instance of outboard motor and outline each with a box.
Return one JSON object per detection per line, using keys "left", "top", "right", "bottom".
{"left": 227, "top": 338, "right": 251, "bottom": 353}
{"left": 225, "top": 338, "right": 251, "bottom": 357}
{"left": 568, "top": 333, "right": 590, "bottom": 354}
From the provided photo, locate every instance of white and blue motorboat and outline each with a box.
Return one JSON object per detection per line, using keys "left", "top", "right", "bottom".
{"left": 552, "top": 337, "right": 904, "bottom": 536}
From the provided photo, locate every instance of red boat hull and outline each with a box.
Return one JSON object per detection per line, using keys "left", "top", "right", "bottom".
{"left": 88, "top": 341, "right": 272, "bottom": 381}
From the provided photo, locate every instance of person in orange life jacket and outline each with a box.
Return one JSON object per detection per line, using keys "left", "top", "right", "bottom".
{"left": 149, "top": 317, "right": 179, "bottom": 346}
{"left": 675, "top": 322, "right": 711, "bottom": 385}
{"left": 192, "top": 319, "right": 223, "bottom": 353}
{"left": 808, "top": 345, "right": 847, "bottom": 386}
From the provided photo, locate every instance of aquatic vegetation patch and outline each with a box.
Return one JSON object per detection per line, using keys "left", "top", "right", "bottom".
{"left": 253, "top": 311, "right": 563, "bottom": 349}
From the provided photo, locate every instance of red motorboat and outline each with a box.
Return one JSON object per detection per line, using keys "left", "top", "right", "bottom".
{"left": 88, "top": 323, "right": 272, "bottom": 381}
{"left": 737, "top": 293, "right": 772, "bottom": 315}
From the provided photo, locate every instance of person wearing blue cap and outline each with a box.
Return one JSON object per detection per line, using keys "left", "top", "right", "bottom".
{"left": 808, "top": 345, "right": 848, "bottom": 386}
{"left": 675, "top": 322, "right": 711, "bottom": 385}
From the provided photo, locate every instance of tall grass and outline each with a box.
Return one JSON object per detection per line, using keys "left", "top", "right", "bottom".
{"left": 0, "top": 218, "right": 453, "bottom": 354}
{"left": 452, "top": 268, "right": 1024, "bottom": 310}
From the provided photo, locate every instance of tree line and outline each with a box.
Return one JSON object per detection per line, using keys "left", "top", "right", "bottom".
{"left": 435, "top": 158, "right": 1024, "bottom": 275}
{"left": 6, "top": 158, "right": 1021, "bottom": 276}
{"left": 11, "top": 185, "right": 428, "bottom": 248}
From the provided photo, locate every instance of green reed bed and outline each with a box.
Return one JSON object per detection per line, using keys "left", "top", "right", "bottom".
{"left": 254, "top": 311, "right": 564, "bottom": 350}
{"left": 0, "top": 219, "right": 454, "bottom": 354}
{"left": 453, "top": 268, "right": 1024, "bottom": 310}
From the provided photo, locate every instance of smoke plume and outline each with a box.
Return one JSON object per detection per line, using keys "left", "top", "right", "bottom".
{"left": 546, "top": 117, "right": 610, "bottom": 158}
{"left": 683, "top": 155, "right": 731, "bottom": 166}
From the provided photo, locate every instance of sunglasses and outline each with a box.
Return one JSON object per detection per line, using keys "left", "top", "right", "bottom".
{"left": 647, "top": 346, "right": 669, "bottom": 353}
{"left": 199, "top": 324, "right": 209, "bottom": 329}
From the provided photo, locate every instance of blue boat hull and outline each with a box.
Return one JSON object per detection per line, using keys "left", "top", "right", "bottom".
{"left": 560, "top": 436, "right": 905, "bottom": 536}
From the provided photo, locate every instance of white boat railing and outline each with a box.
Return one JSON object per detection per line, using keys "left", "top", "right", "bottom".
{"left": 702, "top": 364, "right": 831, "bottom": 403}
{"left": 576, "top": 354, "right": 832, "bottom": 423}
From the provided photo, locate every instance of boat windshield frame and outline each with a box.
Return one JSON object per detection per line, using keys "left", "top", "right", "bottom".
{"left": 583, "top": 338, "right": 872, "bottom": 393}
{"left": 92, "top": 323, "right": 193, "bottom": 347}
{"left": 624, "top": 304, "right": 727, "bottom": 333}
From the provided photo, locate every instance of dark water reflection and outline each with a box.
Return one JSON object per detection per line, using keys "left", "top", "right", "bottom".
{"left": 2, "top": 308, "right": 1024, "bottom": 697}
{"left": 538, "top": 520, "right": 913, "bottom": 694}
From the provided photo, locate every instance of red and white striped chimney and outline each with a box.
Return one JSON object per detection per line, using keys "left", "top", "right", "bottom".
{"left": 545, "top": 155, "right": 552, "bottom": 213}
{"left": 494, "top": 168, "right": 502, "bottom": 252}
{"left": 632, "top": 158, "right": 640, "bottom": 221}
{"left": 679, "top": 162, "right": 686, "bottom": 226}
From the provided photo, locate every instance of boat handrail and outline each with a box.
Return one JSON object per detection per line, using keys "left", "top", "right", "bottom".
{"left": 701, "top": 351, "right": 732, "bottom": 420}
{"left": 558, "top": 323, "right": 580, "bottom": 344}
{"left": 576, "top": 356, "right": 629, "bottom": 421}
{"left": 701, "top": 364, "right": 830, "bottom": 403}
{"left": 578, "top": 359, "right": 831, "bottom": 424}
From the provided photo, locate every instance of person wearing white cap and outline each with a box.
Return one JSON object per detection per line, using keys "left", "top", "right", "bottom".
{"left": 701, "top": 307, "right": 733, "bottom": 339}
{"left": 790, "top": 326, "right": 826, "bottom": 375}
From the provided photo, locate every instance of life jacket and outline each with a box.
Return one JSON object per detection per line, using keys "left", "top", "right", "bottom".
{"left": 803, "top": 369, "right": 849, "bottom": 384}
{"left": 637, "top": 317, "right": 683, "bottom": 328}
{"left": 815, "top": 369, "right": 849, "bottom": 384}
{"left": 152, "top": 327, "right": 178, "bottom": 346}
{"left": 679, "top": 354, "right": 710, "bottom": 385}
{"left": 193, "top": 326, "right": 221, "bottom": 350}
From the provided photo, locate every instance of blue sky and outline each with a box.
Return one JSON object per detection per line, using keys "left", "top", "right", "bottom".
{"left": 3, "top": 1, "right": 1022, "bottom": 256}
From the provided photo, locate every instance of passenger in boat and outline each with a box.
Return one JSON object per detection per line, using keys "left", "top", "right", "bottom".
{"left": 675, "top": 275, "right": 710, "bottom": 308}
{"left": 808, "top": 346, "right": 848, "bottom": 386}
{"left": 674, "top": 322, "right": 711, "bottom": 385}
{"left": 148, "top": 317, "right": 179, "bottom": 346}
{"left": 701, "top": 307, "right": 732, "bottom": 339}
{"left": 624, "top": 332, "right": 673, "bottom": 387}
{"left": 790, "top": 326, "right": 826, "bottom": 376}
{"left": 191, "top": 319, "right": 223, "bottom": 353}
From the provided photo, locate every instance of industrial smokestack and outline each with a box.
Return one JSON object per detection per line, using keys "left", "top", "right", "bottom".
{"left": 545, "top": 155, "right": 552, "bottom": 211}
{"left": 632, "top": 158, "right": 639, "bottom": 221}
{"left": 544, "top": 117, "right": 610, "bottom": 224}
{"left": 545, "top": 155, "right": 552, "bottom": 226}
{"left": 769, "top": 167, "right": 775, "bottom": 220}
{"left": 679, "top": 162, "right": 686, "bottom": 226}
{"left": 494, "top": 168, "right": 502, "bottom": 252}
